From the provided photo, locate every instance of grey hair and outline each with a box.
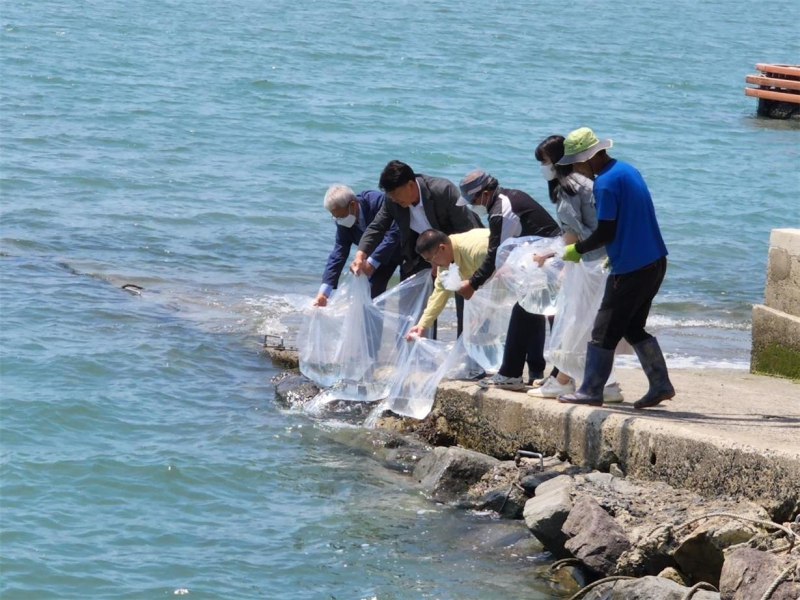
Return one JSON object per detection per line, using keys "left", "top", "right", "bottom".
{"left": 323, "top": 184, "right": 357, "bottom": 212}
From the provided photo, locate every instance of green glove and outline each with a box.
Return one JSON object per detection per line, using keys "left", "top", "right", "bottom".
{"left": 563, "top": 244, "right": 582, "bottom": 263}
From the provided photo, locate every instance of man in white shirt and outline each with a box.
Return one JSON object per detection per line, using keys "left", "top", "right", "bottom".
{"left": 351, "top": 160, "right": 481, "bottom": 336}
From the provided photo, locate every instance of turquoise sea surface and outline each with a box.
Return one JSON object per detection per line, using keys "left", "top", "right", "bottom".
{"left": 2, "top": 0, "right": 799, "bottom": 598}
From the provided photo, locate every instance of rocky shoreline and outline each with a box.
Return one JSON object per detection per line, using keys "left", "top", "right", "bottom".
{"left": 272, "top": 366, "right": 800, "bottom": 599}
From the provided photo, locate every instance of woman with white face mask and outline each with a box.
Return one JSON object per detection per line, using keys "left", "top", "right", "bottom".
{"left": 527, "top": 135, "right": 623, "bottom": 403}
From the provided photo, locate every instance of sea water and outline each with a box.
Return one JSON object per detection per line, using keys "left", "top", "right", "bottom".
{"left": 2, "top": 0, "right": 799, "bottom": 597}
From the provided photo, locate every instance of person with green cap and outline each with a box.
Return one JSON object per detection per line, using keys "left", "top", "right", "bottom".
{"left": 556, "top": 127, "right": 674, "bottom": 409}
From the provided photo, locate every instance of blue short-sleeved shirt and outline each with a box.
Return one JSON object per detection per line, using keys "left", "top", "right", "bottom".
{"left": 593, "top": 159, "right": 668, "bottom": 274}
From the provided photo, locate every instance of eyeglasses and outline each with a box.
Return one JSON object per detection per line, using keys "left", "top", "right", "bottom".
{"left": 422, "top": 247, "right": 441, "bottom": 264}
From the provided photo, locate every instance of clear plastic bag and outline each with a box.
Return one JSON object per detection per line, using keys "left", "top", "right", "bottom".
{"left": 297, "top": 270, "right": 434, "bottom": 402}
{"left": 462, "top": 276, "right": 516, "bottom": 372}
{"left": 496, "top": 236, "right": 564, "bottom": 316}
{"left": 438, "top": 263, "right": 462, "bottom": 292}
{"left": 297, "top": 275, "right": 374, "bottom": 388}
{"left": 381, "top": 336, "right": 478, "bottom": 420}
{"left": 547, "top": 259, "right": 621, "bottom": 383}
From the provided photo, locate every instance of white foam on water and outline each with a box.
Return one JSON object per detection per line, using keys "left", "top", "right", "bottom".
{"left": 614, "top": 354, "right": 749, "bottom": 370}
{"left": 244, "top": 293, "right": 311, "bottom": 337}
{"left": 647, "top": 314, "right": 751, "bottom": 331}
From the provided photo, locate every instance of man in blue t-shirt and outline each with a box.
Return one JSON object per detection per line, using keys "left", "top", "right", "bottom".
{"left": 555, "top": 128, "right": 675, "bottom": 410}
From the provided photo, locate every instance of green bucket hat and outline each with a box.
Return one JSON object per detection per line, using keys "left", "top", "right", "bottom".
{"left": 557, "top": 127, "right": 613, "bottom": 165}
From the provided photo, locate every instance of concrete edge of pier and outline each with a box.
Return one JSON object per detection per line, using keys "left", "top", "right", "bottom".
{"left": 430, "top": 378, "right": 800, "bottom": 518}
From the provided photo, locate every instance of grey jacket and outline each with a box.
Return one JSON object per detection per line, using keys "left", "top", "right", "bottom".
{"left": 358, "top": 174, "right": 480, "bottom": 276}
{"left": 556, "top": 173, "right": 605, "bottom": 262}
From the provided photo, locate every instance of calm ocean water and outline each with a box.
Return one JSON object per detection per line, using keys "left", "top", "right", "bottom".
{"left": 1, "top": 0, "right": 799, "bottom": 597}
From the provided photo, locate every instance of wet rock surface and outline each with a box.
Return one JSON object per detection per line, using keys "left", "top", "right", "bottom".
{"left": 413, "top": 446, "right": 500, "bottom": 502}
{"left": 322, "top": 426, "right": 431, "bottom": 473}
{"left": 272, "top": 373, "right": 320, "bottom": 408}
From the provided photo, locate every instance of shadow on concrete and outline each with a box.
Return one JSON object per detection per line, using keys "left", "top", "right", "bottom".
{"left": 586, "top": 403, "right": 800, "bottom": 429}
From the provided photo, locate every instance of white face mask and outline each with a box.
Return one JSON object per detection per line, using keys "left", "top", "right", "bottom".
{"left": 335, "top": 203, "right": 357, "bottom": 228}
{"left": 336, "top": 213, "right": 356, "bottom": 228}
{"left": 470, "top": 203, "right": 488, "bottom": 217}
{"left": 541, "top": 164, "right": 556, "bottom": 181}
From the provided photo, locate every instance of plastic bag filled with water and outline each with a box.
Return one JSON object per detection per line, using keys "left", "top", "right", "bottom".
{"left": 496, "top": 236, "right": 564, "bottom": 316}
{"left": 462, "top": 276, "right": 516, "bottom": 373}
{"left": 297, "top": 270, "right": 433, "bottom": 402}
{"left": 382, "top": 336, "right": 476, "bottom": 420}
{"left": 297, "top": 275, "right": 375, "bottom": 388}
{"left": 547, "top": 259, "right": 621, "bottom": 383}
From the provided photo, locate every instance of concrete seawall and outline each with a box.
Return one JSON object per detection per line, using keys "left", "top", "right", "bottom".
{"left": 751, "top": 228, "right": 800, "bottom": 379}
{"left": 267, "top": 341, "right": 800, "bottom": 520}
{"left": 431, "top": 369, "right": 800, "bottom": 519}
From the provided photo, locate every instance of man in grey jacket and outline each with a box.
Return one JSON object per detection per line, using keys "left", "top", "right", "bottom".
{"left": 351, "top": 160, "right": 479, "bottom": 280}
{"left": 350, "top": 160, "right": 480, "bottom": 336}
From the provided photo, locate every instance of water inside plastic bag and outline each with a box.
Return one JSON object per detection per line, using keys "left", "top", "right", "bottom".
{"left": 495, "top": 236, "right": 564, "bottom": 316}
{"left": 297, "top": 270, "right": 434, "bottom": 401}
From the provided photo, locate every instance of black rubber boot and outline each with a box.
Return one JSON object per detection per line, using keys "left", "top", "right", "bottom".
{"left": 558, "top": 344, "right": 615, "bottom": 407}
{"left": 632, "top": 337, "right": 675, "bottom": 409}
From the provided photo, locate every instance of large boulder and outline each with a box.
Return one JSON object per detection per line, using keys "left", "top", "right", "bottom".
{"left": 413, "top": 446, "right": 500, "bottom": 502}
{"left": 562, "top": 495, "right": 632, "bottom": 576}
{"left": 523, "top": 475, "right": 575, "bottom": 558}
{"left": 273, "top": 374, "right": 320, "bottom": 408}
{"left": 672, "top": 506, "right": 771, "bottom": 586}
{"left": 583, "top": 576, "right": 719, "bottom": 600}
{"left": 719, "top": 548, "right": 800, "bottom": 600}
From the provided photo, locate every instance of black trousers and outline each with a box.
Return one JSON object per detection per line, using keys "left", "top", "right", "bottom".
{"left": 499, "top": 303, "right": 546, "bottom": 379}
{"left": 369, "top": 261, "right": 400, "bottom": 299}
{"left": 591, "top": 257, "right": 667, "bottom": 350}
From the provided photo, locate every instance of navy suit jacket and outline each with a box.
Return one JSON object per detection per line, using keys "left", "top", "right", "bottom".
{"left": 322, "top": 190, "right": 402, "bottom": 289}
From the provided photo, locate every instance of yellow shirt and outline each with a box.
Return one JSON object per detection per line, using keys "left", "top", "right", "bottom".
{"left": 418, "top": 229, "right": 490, "bottom": 330}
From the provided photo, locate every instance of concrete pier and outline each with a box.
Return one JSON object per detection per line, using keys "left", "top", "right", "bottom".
{"left": 432, "top": 368, "right": 800, "bottom": 518}
{"left": 751, "top": 228, "right": 800, "bottom": 380}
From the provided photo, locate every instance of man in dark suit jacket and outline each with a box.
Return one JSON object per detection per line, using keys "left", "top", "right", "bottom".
{"left": 351, "top": 160, "right": 479, "bottom": 280}
{"left": 350, "top": 160, "right": 481, "bottom": 337}
{"left": 313, "top": 185, "right": 401, "bottom": 307}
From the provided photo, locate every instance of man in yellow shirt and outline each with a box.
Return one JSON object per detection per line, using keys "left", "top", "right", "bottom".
{"left": 405, "top": 228, "right": 490, "bottom": 340}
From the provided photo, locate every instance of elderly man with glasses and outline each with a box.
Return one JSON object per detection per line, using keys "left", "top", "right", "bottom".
{"left": 313, "top": 184, "right": 401, "bottom": 307}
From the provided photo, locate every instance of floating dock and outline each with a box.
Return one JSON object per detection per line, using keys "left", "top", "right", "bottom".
{"left": 745, "top": 63, "right": 800, "bottom": 119}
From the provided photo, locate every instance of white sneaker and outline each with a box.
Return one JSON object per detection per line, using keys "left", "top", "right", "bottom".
{"left": 477, "top": 373, "right": 525, "bottom": 391}
{"left": 527, "top": 377, "right": 576, "bottom": 398}
{"left": 603, "top": 383, "right": 624, "bottom": 403}
{"left": 529, "top": 376, "right": 549, "bottom": 388}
